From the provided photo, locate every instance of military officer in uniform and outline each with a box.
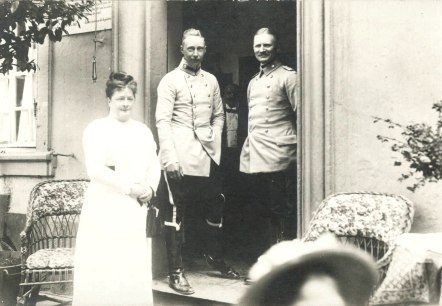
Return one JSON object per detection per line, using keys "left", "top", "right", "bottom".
{"left": 156, "top": 28, "right": 240, "bottom": 296}
{"left": 240, "top": 28, "right": 298, "bottom": 260}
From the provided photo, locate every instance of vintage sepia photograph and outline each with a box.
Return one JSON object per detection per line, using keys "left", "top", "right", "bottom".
{"left": 1, "top": 0, "right": 442, "bottom": 305}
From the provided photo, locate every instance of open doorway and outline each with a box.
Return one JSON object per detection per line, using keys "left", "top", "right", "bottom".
{"left": 166, "top": 0, "right": 297, "bottom": 275}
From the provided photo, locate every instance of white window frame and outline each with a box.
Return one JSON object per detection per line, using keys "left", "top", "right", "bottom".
{"left": 0, "top": 56, "right": 37, "bottom": 148}
{"left": 0, "top": 38, "right": 55, "bottom": 177}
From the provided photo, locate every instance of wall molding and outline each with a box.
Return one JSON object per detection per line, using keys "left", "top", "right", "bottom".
{"left": 298, "top": 0, "right": 328, "bottom": 235}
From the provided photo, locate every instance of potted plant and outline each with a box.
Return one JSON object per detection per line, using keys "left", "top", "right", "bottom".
{"left": 374, "top": 101, "right": 442, "bottom": 192}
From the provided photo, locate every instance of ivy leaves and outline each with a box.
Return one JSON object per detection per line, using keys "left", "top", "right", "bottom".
{"left": 0, "top": 0, "right": 94, "bottom": 74}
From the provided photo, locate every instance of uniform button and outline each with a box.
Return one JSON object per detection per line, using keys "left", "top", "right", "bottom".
{"left": 208, "top": 94, "right": 211, "bottom": 97}
{"left": 209, "top": 105, "right": 211, "bottom": 108}
{"left": 205, "top": 84, "right": 208, "bottom": 87}
{"left": 266, "top": 107, "right": 269, "bottom": 111}
{"left": 266, "top": 96, "right": 270, "bottom": 99}
{"left": 265, "top": 118, "right": 269, "bottom": 122}
{"left": 201, "top": 74, "right": 204, "bottom": 77}
{"left": 190, "top": 85, "right": 193, "bottom": 88}
{"left": 270, "top": 75, "right": 273, "bottom": 78}
{"left": 265, "top": 129, "right": 268, "bottom": 133}
{"left": 267, "top": 85, "right": 270, "bottom": 88}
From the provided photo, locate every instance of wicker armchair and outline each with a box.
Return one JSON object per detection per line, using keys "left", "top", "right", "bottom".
{"left": 302, "top": 192, "right": 414, "bottom": 285}
{"left": 17, "top": 179, "right": 89, "bottom": 306}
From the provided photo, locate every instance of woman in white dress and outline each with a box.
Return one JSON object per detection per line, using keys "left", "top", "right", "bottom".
{"left": 73, "top": 72, "right": 160, "bottom": 306}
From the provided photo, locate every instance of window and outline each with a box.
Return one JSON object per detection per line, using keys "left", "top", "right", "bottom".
{"left": 0, "top": 42, "right": 53, "bottom": 177}
{"left": 0, "top": 44, "right": 37, "bottom": 148}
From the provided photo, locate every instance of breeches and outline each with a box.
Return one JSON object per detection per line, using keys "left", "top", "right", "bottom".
{"left": 248, "top": 164, "right": 297, "bottom": 244}
{"left": 162, "top": 162, "right": 225, "bottom": 270}
{"left": 253, "top": 164, "right": 297, "bottom": 218}
{"left": 163, "top": 162, "right": 224, "bottom": 226}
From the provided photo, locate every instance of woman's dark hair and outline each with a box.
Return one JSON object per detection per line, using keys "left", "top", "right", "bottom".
{"left": 105, "top": 71, "right": 137, "bottom": 98}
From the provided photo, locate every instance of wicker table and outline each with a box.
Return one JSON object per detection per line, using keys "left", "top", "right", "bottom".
{"left": 371, "top": 233, "right": 442, "bottom": 305}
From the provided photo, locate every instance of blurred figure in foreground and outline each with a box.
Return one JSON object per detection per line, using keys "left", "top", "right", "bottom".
{"left": 239, "top": 234, "right": 378, "bottom": 306}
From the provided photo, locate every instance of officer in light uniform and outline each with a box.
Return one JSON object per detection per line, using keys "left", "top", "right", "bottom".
{"left": 156, "top": 28, "right": 240, "bottom": 296}
{"left": 240, "top": 28, "right": 298, "bottom": 260}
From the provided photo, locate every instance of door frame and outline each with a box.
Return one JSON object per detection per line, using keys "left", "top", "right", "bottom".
{"left": 112, "top": 0, "right": 331, "bottom": 237}
{"left": 297, "top": 0, "right": 331, "bottom": 235}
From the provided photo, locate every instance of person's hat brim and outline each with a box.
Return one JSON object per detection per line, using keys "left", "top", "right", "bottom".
{"left": 239, "top": 243, "right": 378, "bottom": 306}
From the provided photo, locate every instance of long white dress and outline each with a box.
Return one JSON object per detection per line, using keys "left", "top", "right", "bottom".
{"left": 73, "top": 116, "right": 160, "bottom": 306}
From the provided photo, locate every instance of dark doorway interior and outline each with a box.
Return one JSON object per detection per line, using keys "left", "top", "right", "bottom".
{"left": 166, "top": 0, "right": 297, "bottom": 275}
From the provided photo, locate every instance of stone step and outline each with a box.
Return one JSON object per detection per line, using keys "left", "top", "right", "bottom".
{"left": 153, "top": 258, "right": 250, "bottom": 306}
{"left": 153, "top": 271, "right": 248, "bottom": 305}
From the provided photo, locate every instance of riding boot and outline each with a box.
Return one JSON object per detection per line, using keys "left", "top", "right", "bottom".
{"left": 283, "top": 214, "right": 297, "bottom": 241}
{"left": 165, "top": 224, "right": 184, "bottom": 272}
{"left": 269, "top": 215, "right": 283, "bottom": 245}
{"left": 269, "top": 214, "right": 297, "bottom": 244}
{"left": 202, "top": 210, "right": 240, "bottom": 279}
{"left": 169, "top": 268, "right": 195, "bottom": 295}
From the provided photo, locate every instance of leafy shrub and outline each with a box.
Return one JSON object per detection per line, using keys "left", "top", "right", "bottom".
{"left": 1, "top": 0, "right": 94, "bottom": 74}
{"left": 374, "top": 101, "right": 442, "bottom": 192}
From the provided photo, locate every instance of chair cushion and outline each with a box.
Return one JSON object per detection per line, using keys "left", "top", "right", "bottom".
{"left": 26, "top": 248, "right": 75, "bottom": 269}
{"left": 304, "top": 193, "right": 414, "bottom": 247}
{"left": 27, "top": 180, "right": 88, "bottom": 223}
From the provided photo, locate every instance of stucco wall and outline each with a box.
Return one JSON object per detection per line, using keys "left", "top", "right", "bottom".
{"left": 330, "top": 1, "right": 442, "bottom": 232}
{"left": 51, "top": 30, "right": 113, "bottom": 180}
{"left": 5, "top": 30, "right": 113, "bottom": 214}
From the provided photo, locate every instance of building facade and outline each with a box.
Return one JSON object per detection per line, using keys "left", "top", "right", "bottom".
{"left": 1, "top": 0, "right": 442, "bottom": 254}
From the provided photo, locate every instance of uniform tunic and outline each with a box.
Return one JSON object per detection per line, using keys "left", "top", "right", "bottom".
{"left": 156, "top": 58, "right": 226, "bottom": 270}
{"left": 240, "top": 60, "right": 297, "bottom": 174}
{"left": 156, "top": 58, "right": 224, "bottom": 177}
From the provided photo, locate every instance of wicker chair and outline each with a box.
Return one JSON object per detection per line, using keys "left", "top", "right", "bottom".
{"left": 302, "top": 192, "right": 414, "bottom": 285}
{"left": 17, "top": 179, "right": 89, "bottom": 306}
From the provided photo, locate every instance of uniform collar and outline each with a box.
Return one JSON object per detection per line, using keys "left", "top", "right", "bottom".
{"left": 179, "top": 58, "right": 201, "bottom": 76}
{"left": 259, "top": 59, "right": 282, "bottom": 77}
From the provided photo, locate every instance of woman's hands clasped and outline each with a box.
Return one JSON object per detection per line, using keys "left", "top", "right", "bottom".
{"left": 138, "top": 188, "right": 153, "bottom": 204}
{"left": 129, "top": 183, "right": 153, "bottom": 205}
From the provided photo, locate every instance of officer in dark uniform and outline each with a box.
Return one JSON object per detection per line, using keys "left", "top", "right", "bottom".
{"left": 240, "top": 28, "right": 298, "bottom": 262}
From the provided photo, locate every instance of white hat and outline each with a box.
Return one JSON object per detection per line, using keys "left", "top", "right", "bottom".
{"left": 239, "top": 234, "right": 378, "bottom": 306}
